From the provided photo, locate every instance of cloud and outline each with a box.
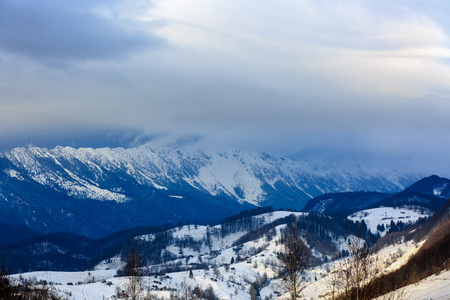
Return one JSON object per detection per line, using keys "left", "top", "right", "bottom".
{"left": 168, "top": 4, "right": 447, "bottom": 97}
{"left": 1, "top": 0, "right": 450, "bottom": 174}
{"left": 0, "top": 0, "right": 162, "bottom": 61}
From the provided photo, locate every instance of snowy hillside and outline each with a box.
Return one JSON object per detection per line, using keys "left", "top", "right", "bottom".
{"left": 348, "top": 207, "right": 432, "bottom": 237}
{"left": 15, "top": 247, "right": 450, "bottom": 300}
{"left": 376, "top": 268, "right": 450, "bottom": 300}
{"left": 10, "top": 208, "right": 449, "bottom": 300}
{"left": 12, "top": 211, "right": 305, "bottom": 299}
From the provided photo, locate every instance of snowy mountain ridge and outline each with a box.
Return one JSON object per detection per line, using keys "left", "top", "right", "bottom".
{"left": 0, "top": 145, "right": 430, "bottom": 237}
{"left": 3, "top": 145, "right": 425, "bottom": 206}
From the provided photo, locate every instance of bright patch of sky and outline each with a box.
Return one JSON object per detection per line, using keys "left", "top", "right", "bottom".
{"left": 1, "top": 0, "right": 450, "bottom": 173}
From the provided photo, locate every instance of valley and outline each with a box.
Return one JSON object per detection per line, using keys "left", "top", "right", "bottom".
{"left": 1, "top": 146, "right": 449, "bottom": 299}
{"left": 8, "top": 205, "right": 450, "bottom": 300}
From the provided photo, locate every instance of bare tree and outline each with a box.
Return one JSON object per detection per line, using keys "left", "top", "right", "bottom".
{"left": 278, "top": 215, "right": 311, "bottom": 300}
{"left": 124, "top": 242, "right": 145, "bottom": 300}
{"left": 332, "top": 234, "right": 381, "bottom": 300}
{"left": 330, "top": 234, "right": 407, "bottom": 300}
{"left": 342, "top": 235, "right": 373, "bottom": 300}
{"left": 180, "top": 273, "right": 193, "bottom": 300}
{"left": 325, "top": 263, "right": 343, "bottom": 300}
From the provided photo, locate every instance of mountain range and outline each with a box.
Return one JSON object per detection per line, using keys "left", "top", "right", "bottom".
{"left": 0, "top": 145, "right": 429, "bottom": 238}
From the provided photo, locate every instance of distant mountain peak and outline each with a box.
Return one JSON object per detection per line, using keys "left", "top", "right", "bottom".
{"left": 403, "top": 174, "right": 450, "bottom": 198}
{"left": 0, "top": 145, "right": 428, "bottom": 237}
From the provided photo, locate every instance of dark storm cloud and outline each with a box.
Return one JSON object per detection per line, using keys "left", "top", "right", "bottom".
{"left": 0, "top": 0, "right": 161, "bottom": 61}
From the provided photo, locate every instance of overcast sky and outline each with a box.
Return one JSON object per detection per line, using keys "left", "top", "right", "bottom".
{"left": 1, "top": 0, "right": 450, "bottom": 173}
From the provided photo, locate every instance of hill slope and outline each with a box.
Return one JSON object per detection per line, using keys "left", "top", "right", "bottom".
{"left": 301, "top": 191, "right": 390, "bottom": 217}
{"left": 403, "top": 174, "right": 450, "bottom": 198}
{"left": 302, "top": 175, "right": 449, "bottom": 219}
{"left": 10, "top": 205, "right": 450, "bottom": 300}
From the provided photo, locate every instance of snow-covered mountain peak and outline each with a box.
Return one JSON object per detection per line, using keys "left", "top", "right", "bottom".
{"left": 1, "top": 145, "right": 426, "bottom": 206}
{"left": 0, "top": 145, "right": 430, "bottom": 237}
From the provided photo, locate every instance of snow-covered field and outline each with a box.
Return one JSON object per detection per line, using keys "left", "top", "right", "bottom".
{"left": 348, "top": 207, "right": 432, "bottom": 236}
{"left": 11, "top": 270, "right": 119, "bottom": 300}
{"left": 13, "top": 236, "right": 446, "bottom": 300}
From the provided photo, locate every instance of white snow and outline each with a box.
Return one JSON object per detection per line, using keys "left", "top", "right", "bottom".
{"left": 433, "top": 183, "right": 448, "bottom": 197}
{"left": 376, "top": 269, "right": 450, "bottom": 300}
{"left": 10, "top": 210, "right": 450, "bottom": 300}
{"left": 348, "top": 207, "right": 432, "bottom": 236}
{"left": 11, "top": 269, "right": 117, "bottom": 285}
{"left": 4, "top": 169, "right": 25, "bottom": 181}
{"left": 2, "top": 145, "right": 427, "bottom": 205}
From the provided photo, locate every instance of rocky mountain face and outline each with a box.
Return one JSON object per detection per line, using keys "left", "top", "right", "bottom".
{"left": 0, "top": 145, "right": 426, "bottom": 238}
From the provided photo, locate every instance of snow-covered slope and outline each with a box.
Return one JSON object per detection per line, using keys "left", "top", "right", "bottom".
{"left": 301, "top": 191, "right": 390, "bottom": 217}
{"left": 18, "top": 247, "right": 450, "bottom": 300}
{"left": 11, "top": 209, "right": 449, "bottom": 300}
{"left": 348, "top": 207, "right": 432, "bottom": 237}
{"left": 2, "top": 146, "right": 424, "bottom": 205}
{"left": 0, "top": 145, "right": 427, "bottom": 237}
{"left": 376, "top": 269, "right": 450, "bottom": 300}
